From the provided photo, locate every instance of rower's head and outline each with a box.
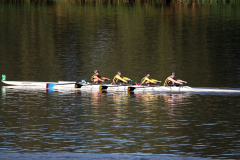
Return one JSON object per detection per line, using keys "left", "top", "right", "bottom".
{"left": 171, "top": 72, "right": 176, "bottom": 78}
{"left": 117, "top": 70, "right": 122, "bottom": 76}
{"left": 146, "top": 72, "right": 151, "bottom": 78}
{"left": 94, "top": 70, "right": 100, "bottom": 75}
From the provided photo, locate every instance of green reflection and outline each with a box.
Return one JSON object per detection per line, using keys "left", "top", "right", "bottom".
{"left": 1, "top": 1, "right": 240, "bottom": 87}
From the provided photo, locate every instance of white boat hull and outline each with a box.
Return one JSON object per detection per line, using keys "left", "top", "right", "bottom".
{"left": 133, "top": 86, "right": 191, "bottom": 92}
{"left": 1, "top": 80, "right": 109, "bottom": 91}
{"left": 133, "top": 86, "right": 240, "bottom": 93}
{"left": 58, "top": 81, "right": 77, "bottom": 84}
{"left": 1, "top": 81, "right": 56, "bottom": 86}
{"left": 2, "top": 80, "right": 240, "bottom": 93}
{"left": 104, "top": 84, "right": 132, "bottom": 91}
{"left": 47, "top": 83, "right": 109, "bottom": 91}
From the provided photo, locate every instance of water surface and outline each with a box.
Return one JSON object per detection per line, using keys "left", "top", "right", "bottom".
{"left": 0, "top": 0, "right": 240, "bottom": 159}
{"left": 1, "top": 87, "right": 240, "bottom": 159}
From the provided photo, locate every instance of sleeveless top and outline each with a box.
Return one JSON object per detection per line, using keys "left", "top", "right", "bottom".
{"left": 90, "top": 74, "right": 102, "bottom": 81}
{"left": 164, "top": 76, "right": 177, "bottom": 86}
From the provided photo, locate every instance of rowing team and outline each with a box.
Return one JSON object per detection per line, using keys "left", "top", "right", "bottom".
{"left": 90, "top": 70, "right": 187, "bottom": 86}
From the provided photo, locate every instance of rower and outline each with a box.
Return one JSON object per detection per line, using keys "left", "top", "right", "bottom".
{"left": 163, "top": 72, "right": 187, "bottom": 86}
{"left": 141, "top": 72, "right": 161, "bottom": 86}
{"left": 113, "top": 70, "right": 132, "bottom": 85}
{"left": 90, "top": 70, "right": 110, "bottom": 84}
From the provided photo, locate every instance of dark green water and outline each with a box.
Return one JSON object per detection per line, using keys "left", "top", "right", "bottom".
{"left": 0, "top": 0, "right": 240, "bottom": 159}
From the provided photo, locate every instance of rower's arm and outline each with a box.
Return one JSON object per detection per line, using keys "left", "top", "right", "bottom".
{"left": 94, "top": 76, "right": 104, "bottom": 82}
{"left": 150, "top": 78, "right": 159, "bottom": 82}
{"left": 115, "top": 75, "right": 128, "bottom": 82}
{"left": 168, "top": 77, "right": 182, "bottom": 84}
{"left": 145, "top": 77, "right": 158, "bottom": 83}
{"left": 122, "top": 77, "right": 131, "bottom": 81}
{"left": 101, "top": 77, "right": 109, "bottom": 80}
{"left": 177, "top": 79, "right": 187, "bottom": 83}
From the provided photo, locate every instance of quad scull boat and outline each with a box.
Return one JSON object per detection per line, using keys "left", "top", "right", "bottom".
{"left": 2, "top": 75, "right": 240, "bottom": 93}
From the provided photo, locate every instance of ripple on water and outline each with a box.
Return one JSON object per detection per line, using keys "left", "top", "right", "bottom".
{"left": 1, "top": 88, "right": 240, "bottom": 159}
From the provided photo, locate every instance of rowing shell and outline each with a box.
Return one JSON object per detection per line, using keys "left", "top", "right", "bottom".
{"left": 2, "top": 80, "right": 240, "bottom": 93}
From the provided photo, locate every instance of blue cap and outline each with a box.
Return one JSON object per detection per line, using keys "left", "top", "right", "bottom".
{"left": 146, "top": 72, "right": 151, "bottom": 75}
